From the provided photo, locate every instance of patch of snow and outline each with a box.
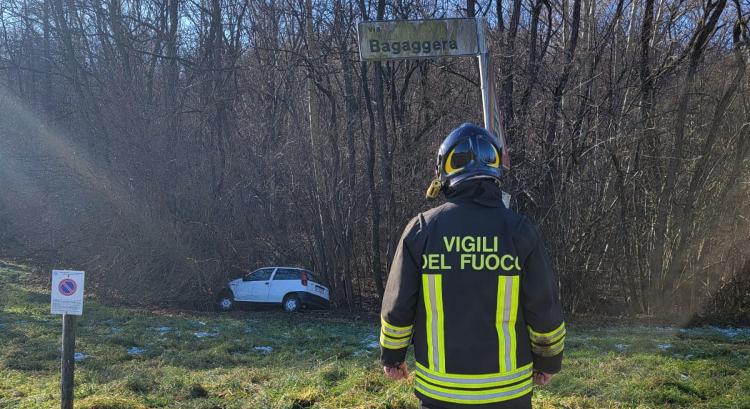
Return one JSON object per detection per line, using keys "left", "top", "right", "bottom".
{"left": 74, "top": 352, "right": 88, "bottom": 362}
{"left": 657, "top": 343, "right": 672, "bottom": 351}
{"left": 194, "top": 331, "right": 219, "bottom": 338}
{"left": 127, "top": 347, "right": 146, "bottom": 356}
{"left": 155, "top": 326, "right": 172, "bottom": 333}
{"left": 362, "top": 334, "right": 379, "bottom": 349}
{"left": 679, "top": 326, "right": 750, "bottom": 339}
{"left": 614, "top": 344, "right": 628, "bottom": 352}
{"left": 709, "top": 326, "right": 748, "bottom": 338}
{"left": 567, "top": 335, "right": 592, "bottom": 342}
{"left": 254, "top": 346, "right": 273, "bottom": 354}
{"left": 110, "top": 327, "right": 123, "bottom": 334}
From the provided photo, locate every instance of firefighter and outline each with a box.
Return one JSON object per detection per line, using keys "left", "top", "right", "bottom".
{"left": 380, "top": 123, "right": 565, "bottom": 409}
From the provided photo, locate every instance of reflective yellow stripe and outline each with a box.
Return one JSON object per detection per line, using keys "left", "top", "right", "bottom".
{"left": 496, "top": 275, "right": 519, "bottom": 372}
{"left": 495, "top": 276, "right": 520, "bottom": 372}
{"left": 528, "top": 322, "right": 566, "bottom": 344}
{"left": 380, "top": 331, "right": 411, "bottom": 349}
{"left": 496, "top": 277, "right": 507, "bottom": 372}
{"left": 435, "top": 275, "right": 446, "bottom": 372}
{"left": 509, "top": 276, "right": 519, "bottom": 369}
{"left": 415, "top": 363, "right": 533, "bottom": 389}
{"left": 528, "top": 322, "right": 566, "bottom": 357}
{"left": 423, "top": 276, "right": 435, "bottom": 368}
{"left": 415, "top": 361, "right": 532, "bottom": 380}
{"left": 531, "top": 339, "right": 564, "bottom": 356}
{"left": 380, "top": 317, "right": 414, "bottom": 350}
{"left": 423, "top": 274, "right": 445, "bottom": 371}
{"left": 415, "top": 377, "right": 532, "bottom": 404}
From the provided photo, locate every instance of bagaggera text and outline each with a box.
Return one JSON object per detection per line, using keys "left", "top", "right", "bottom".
{"left": 369, "top": 39, "right": 459, "bottom": 55}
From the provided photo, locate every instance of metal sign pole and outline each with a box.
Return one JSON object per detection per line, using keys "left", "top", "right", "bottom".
{"left": 475, "top": 18, "right": 510, "bottom": 207}
{"left": 61, "top": 314, "right": 76, "bottom": 409}
{"left": 475, "top": 18, "right": 491, "bottom": 130}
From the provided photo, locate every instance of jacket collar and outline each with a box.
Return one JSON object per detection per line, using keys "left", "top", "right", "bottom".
{"left": 445, "top": 179, "right": 506, "bottom": 208}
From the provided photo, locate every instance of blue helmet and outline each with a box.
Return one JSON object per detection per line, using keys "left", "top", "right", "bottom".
{"left": 426, "top": 123, "right": 504, "bottom": 198}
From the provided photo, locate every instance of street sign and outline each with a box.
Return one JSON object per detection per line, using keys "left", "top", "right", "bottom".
{"left": 357, "top": 17, "right": 510, "bottom": 171}
{"left": 51, "top": 270, "right": 85, "bottom": 315}
{"left": 358, "top": 18, "right": 479, "bottom": 61}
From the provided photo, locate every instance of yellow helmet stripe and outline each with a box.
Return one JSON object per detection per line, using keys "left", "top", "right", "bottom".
{"left": 444, "top": 149, "right": 463, "bottom": 174}
{"left": 489, "top": 145, "right": 500, "bottom": 168}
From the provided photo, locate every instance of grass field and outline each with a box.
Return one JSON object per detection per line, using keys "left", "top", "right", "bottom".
{"left": 0, "top": 261, "right": 749, "bottom": 409}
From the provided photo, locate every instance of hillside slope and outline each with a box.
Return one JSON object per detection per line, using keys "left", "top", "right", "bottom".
{"left": 0, "top": 261, "right": 748, "bottom": 408}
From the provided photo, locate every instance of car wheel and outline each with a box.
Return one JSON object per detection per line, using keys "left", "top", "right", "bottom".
{"left": 282, "top": 294, "right": 301, "bottom": 313}
{"left": 217, "top": 291, "right": 234, "bottom": 312}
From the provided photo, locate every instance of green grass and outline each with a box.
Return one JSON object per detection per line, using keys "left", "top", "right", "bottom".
{"left": 0, "top": 261, "right": 748, "bottom": 409}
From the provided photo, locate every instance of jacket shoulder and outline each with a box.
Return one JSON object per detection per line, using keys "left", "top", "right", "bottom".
{"left": 508, "top": 212, "right": 543, "bottom": 257}
{"left": 416, "top": 202, "right": 455, "bottom": 226}
{"left": 398, "top": 203, "right": 453, "bottom": 245}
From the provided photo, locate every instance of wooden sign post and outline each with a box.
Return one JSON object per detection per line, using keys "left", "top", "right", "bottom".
{"left": 51, "top": 270, "right": 85, "bottom": 409}
{"left": 61, "top": 314, "right": 76, "bottom": 409}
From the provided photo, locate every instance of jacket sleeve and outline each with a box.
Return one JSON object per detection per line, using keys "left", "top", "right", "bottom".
{"left": 380, "top": 214, "right": 424, "bottom": 366}
{"left": 517, "top": 218, "right": 566, "bottom": 374}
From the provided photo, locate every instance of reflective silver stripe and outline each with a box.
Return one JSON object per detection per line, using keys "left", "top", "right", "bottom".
{"left": 383, "top": 326, "right": 412, "bottom": 336}
{"left": 502, "top": 277, "right": 513, "bottom": 371}
{"left": 416, "top": 379, "right": 532, "bottom": 402}
{"left": 380, "top": 338, "right": 410, "bottom": 349}
{"left": 381, "top": 318, "right": 413, "bottom": 336}
{"left": 416, "top": 366, "right": 532, "bottom": 386}
{"left": 428, "top": 275, "right": 441, "bottom": 371}
{"left": 532, "top": 340, "right": 564, "bottom": 356}
{"left": 381, "top": 331, "right": 410, "bottom": 342}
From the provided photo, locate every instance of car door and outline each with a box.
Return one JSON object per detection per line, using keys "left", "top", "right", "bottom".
{"left": 235, "top": 268, "right": 275, "bottom": 302}
{"left": 268, "top": 268, "right": 301, "bottom": 303}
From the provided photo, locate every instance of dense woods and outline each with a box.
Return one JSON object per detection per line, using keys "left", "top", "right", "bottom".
{"left": 1, "top": 0, "right": 748, "bottom": 322}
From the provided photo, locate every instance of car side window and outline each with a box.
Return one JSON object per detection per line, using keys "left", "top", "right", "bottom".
{"left": 246, "top": 268, "right": 274, "bottom": 281}
{"left": 273, "top": 269, "right": 299, "bottom": 280}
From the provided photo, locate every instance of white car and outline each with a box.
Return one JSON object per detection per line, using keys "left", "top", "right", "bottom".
{"left": 217, "top": 267, "right": 330, "bottom": 312}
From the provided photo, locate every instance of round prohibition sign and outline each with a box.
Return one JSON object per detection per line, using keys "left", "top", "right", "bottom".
{"left": 58, "top": 278, "right": 77, "bottom": 296}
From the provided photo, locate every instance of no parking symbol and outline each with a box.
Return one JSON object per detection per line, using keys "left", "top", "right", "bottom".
{"left": 59, "top": 279, "right": 77, "bottom": 296}
{"left": 51, "top": 270, "right": 85, "bottom": 315}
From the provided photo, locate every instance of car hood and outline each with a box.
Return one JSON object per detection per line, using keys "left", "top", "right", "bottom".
{"left": 229, "top": 278, "right": 242, "bottom": 286}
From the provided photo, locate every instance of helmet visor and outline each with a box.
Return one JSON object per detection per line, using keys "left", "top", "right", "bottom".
{"left": 476, "top": 138, "right": 500, "bottom": 168}
{"left": 445, "top": 139, "right": 473, "bottom": 174}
